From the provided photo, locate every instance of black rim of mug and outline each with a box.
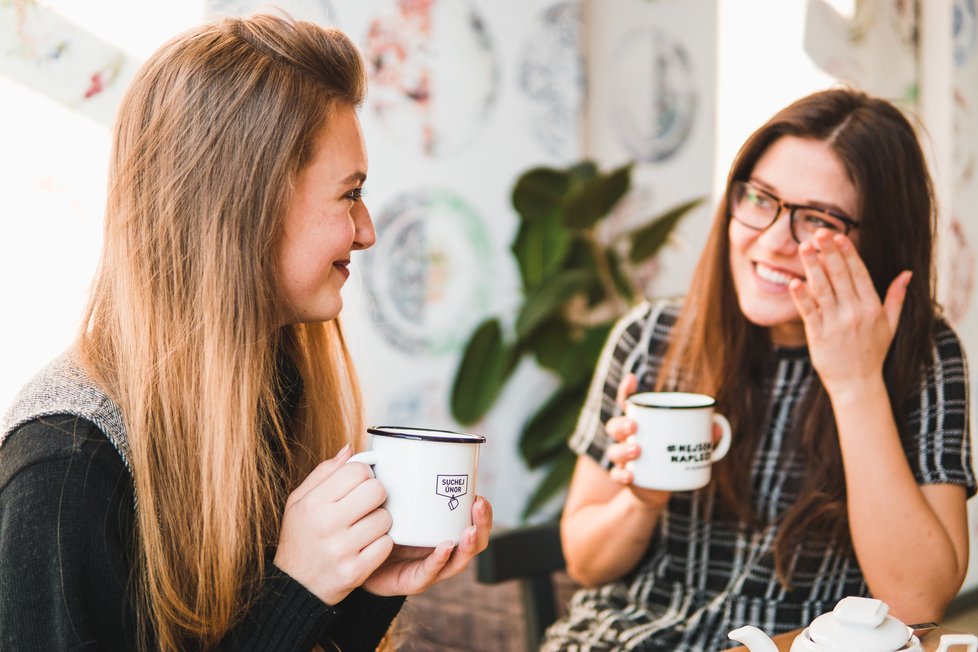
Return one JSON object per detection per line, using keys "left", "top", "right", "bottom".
{"left": 367, "top": 426, "right": 486, "bottom": 444}
{"left": 628, "top": 393, "right": 716, "bottom": 409}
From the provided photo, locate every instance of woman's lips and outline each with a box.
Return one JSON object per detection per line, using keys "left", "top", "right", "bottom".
{"left": 333, "top": 260, "right": 350, "bottom": 279}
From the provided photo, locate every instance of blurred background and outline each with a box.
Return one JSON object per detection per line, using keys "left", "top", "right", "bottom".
{"left": 2, "top": 0, "right": 977, "bottom": 648}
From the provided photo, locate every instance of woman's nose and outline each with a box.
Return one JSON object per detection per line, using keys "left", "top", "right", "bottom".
{"left": 353, "top": 203, "right": 376, "bottom": 250}
{"left": 757, "top": 209, "right": 797, "bottom": 253}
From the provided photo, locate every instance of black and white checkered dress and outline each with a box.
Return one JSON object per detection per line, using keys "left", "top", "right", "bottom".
{"left": 542, "top": 299, "right": 976, "bottom": 651}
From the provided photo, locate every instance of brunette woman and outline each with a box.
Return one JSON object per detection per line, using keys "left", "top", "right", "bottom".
{"left": 0, "top": 14, "right": 491, "bottom": 651}
{"left": 543, "top": 88, "right": 973, "bottom": 651}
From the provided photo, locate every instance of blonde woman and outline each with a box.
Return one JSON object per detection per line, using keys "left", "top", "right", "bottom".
{"left": 0, "top": 14, "right": 491, "bottom": 651}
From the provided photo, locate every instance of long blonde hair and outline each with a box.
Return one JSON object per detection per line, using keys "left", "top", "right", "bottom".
{"left": 78, "top": 14, "right": 367, "bottom": 649}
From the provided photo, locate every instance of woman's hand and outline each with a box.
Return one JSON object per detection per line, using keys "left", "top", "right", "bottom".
{"left": 788, "top": 230, "right": 912, "bottom": 399}
{"left": 273, "top": 445, "right": 394, "bottom": 606}
{"left": 606, "top": 373, "right": 672, "bottom": 509}
{"left": 362, "top": 495, "right": 493, "bottom": 596}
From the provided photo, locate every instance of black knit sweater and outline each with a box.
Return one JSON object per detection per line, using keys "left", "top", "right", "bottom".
{"left": 0, "top": 349, "right": 403, "bottom": 651}
{"left": 0, "top": 414, "right": 403, "bottom": 651}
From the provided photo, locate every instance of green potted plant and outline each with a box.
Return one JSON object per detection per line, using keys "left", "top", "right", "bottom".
{"left": 450, "top": 160, "right": 703, "bottom": 518}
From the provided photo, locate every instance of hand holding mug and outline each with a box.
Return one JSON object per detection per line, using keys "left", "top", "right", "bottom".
{"left": 273, "top": 445, "right": 394, "bottom": 606}
{"left": 362, "top": 494, "right": 493, "bottom": 596}
{"left": 348, "top": 426, "right": 486, "bottom": 547}
{"left": 352, "top": 425, "right": 493, "bottom": 596}
{"left": 606, "top": 374, "right": 672, "bottom": 508}
{"left": 608, "top": 374, "right": 732, "bottom": 493}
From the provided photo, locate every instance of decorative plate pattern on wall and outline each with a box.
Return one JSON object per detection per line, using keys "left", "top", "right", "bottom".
{"left": 0, "top": 2, "right": 131, "bottom": 124}
{"left": 364, "top": 0, "right": 498, "bottom": 157}
{"left": 361, "top": 189, "right": 494, "bottom": 355}
{"left": 518, "top": 0, "right": 585, "bottom": 160}
{"left": 607, "top": 26, "right": 697, "bottom": 163}
{"left": 955, "top": 0, "right": 977, "bottom": 67}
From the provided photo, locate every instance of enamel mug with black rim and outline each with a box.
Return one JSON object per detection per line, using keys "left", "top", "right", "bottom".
{"left": 348, "top": 426, "right": 485, "bottom": 547}
{"left": 624, "top": 391, "right": 732, "bottom": 491}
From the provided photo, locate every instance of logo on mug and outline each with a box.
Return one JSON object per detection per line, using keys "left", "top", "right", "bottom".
{"left": 666, "top": 442, "right": 712, "bottom": 464}
{"left": 436, "top": 474, "right": 469, "bottom": 510}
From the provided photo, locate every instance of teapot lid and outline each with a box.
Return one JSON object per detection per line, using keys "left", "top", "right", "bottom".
{"left": 808, "top": 597, "right": 911, "bottom": 652}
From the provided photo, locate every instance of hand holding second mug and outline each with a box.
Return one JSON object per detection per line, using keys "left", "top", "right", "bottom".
{"left": 273, "top": 446, "right": 394, "bottom": 606}
{"left": 608, "top": 374, "right": 672, "bottom": 508}
{"left": 788, "top": 230, "right": 911, "bottom": 398}
{"left": 362, "top": 495, "right": 493, "bottom": 596}
{"left": 606, "top": 419, "right": 672, "bottom": 508}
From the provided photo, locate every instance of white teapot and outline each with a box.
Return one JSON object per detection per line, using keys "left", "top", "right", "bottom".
{"left": 728, "top": 596, "right": 977, "bottom": 652}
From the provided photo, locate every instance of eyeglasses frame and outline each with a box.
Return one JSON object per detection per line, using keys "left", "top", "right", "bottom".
{"left": 729, "top": 180, "right": 860, "bottom": 244}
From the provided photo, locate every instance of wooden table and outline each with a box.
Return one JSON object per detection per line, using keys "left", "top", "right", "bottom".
{"left": 727, "top": 626, "right": 968, "bottom": 651}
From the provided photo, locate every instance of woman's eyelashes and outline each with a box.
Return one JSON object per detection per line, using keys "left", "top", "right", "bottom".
{"left": 344, "top": 186, "right": 365, "bottom": 202}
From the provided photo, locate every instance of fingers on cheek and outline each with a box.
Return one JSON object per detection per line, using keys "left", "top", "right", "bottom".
{"left": 799, "top": 241, "right": 818, "bottom": 266}
{"left": 788, "top": 278, "right": 803, "bottom": 299}
{"left": 789, "top": 280, "right": 816, "bottom": 315}
{"left": 801, "top": 246, "right": 834, "bottom": 286}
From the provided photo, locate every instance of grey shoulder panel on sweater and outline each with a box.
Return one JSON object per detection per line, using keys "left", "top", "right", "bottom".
{"left": 1, "top": 351, "right": 132, "bottom": 473}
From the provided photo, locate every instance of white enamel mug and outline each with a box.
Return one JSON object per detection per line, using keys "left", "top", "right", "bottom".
{"left": 625, "top": 392, "right": 732, "bottom": 491}
{"left": 348, "top": 426, "right": 485, "bottom": 547}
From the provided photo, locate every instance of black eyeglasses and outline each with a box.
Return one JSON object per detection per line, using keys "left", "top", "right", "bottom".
{"left": 729, "top": 180, "right": 859, "bottom": 245}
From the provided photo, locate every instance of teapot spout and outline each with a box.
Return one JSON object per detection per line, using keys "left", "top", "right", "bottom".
{"left": 728, "top": 625, "right": 781, "bottom": 652}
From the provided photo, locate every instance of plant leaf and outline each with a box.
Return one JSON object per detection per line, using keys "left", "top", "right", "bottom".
{"left": 511, "top": 212, "right": 572, "bottom": 291}
{"left": 521, "top": 449, "right": 577, "bottom": 520}
{"left": 530, "top": 318, "right": 578, "bottom": 384}
{"left": 627, "top": 196, "right": 705, "bottom": 263}
{"left": 512, "top": 167, "right": 571, "bottom": 221}
{"left": 562, "top": 162, "right": 633, "bottom": 229}
{"left": 450, "top": 319, "right": 515, "bottom": 424}
{"left": 568, "top": 160, "right": 598, "bottom": 184}
{"left": 514, "top": 269, "right": 595, "bottom": 339}
{"left": 531, "top": 319, "right": 613, "bottom": 386}
{"left": 519, "top": 383, "right": 589, "bottom": 468}
{"left": 562, "top": 236, "right": 596, "bottom": 269}
{"left": 606, "top": 247, "right": 635, "bottom": 303}
{"left": 579, "top": 322, "right": 614, "bottom": 371}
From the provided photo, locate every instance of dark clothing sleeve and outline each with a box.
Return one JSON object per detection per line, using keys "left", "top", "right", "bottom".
{"left": 568, "top": 299, "right": 681, "bottom": 467}
{"left": 902, "top": 319, "right": 977, "bottom": 497}
{"left": 0, "top": 415, "right": 402, "bottom": 651}
{"left": 324, "top": 588, "right": 405, "bottom": 650}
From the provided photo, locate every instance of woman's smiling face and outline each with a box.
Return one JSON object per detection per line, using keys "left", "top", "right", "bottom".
{"left": 728, "top": 136, "right": 860, "bottom": 346}
{"left": 276, "top": 104, "right": 375, "bottom": 324}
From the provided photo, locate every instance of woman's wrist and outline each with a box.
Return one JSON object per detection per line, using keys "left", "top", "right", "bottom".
{"left": 616, "top": 485, "right": 668, "bottom": 515}
{"left": 825, "top": 372, "right": 888, "bottom": 411}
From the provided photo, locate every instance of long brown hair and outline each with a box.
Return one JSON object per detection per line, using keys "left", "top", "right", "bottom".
{"left": 658, "top": 88, "right": 937, "bottom": 585}
{"left": 77, "top": 14, "right": 367, "bottom": 649}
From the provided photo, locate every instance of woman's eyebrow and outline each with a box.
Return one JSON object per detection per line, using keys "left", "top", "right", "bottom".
{"left": 340, "top": 171, "right": 367, "bottom": 185}
{"left": 748, "top": 176, "right": 851, "bottom": 216}
{"left": 746, "top": 176, "right": 778, "bottom": 195}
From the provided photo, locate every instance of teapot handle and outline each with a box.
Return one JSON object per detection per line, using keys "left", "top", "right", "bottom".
{"left": 935, "top": 634, "right": 978, "bottom": 652}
